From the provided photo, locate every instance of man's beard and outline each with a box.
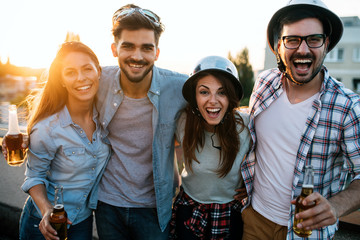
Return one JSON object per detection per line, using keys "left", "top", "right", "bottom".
{"left": 120, "top": 59, "right": 154, "bottom": 83}
{"left": 285, "top": 52, "right": 326, "bottom": 86}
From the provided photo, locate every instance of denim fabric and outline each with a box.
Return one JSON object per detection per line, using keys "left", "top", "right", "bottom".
{"left": 19, "top": 197, "right": 93, "bottom": 240}
{"left": 95, "top": 201, "right": 169, "bottom": 240}
{"left": 21, "top": 106, "right": 111, "bottom": 224}
{"left": 96, "top": 66, "right": 187, "bottom": 231}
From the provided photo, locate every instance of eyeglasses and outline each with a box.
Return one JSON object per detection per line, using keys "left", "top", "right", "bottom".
{"left": 282, "top": 34, "right": 326, "bottom": 49}
{"left": 113, "top": 8, "right": 160, "bottom": 27}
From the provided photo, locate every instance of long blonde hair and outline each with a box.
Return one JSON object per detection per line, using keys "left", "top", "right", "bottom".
{"left": 26, "top": 41, "right": 101, "bottom": 134}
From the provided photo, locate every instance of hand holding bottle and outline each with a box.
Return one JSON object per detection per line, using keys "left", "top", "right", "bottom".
{"left": 2, "top": 105, "right": 29, "bottom": 166}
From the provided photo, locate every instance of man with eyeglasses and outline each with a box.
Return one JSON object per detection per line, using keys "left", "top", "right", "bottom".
{"left": 94, "top": 4, "right": 187, "bottom": 239}
{"left": 241, "top": 0, "right": 360, "bottom": 239}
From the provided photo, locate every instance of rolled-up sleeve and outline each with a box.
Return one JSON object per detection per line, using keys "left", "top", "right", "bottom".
{"left": 21, "top": 123, "right": 56, "bottom": 193}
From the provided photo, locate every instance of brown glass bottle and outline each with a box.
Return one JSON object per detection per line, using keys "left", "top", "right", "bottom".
{"left": 5, "top": 105, "right": 26, "bottom": 166}
{"left": 50, "top": 186, "right": 68, "bottom": 240}
{"left": 293, "top": 165, "right": 314, "bottom": 238}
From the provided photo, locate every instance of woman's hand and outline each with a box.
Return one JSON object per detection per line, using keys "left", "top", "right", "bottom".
{"left": 234, "top": 187, "right": 248, "bottom": 204}
{"left": 39, "top": 209, "right": 58, "bottom": 240}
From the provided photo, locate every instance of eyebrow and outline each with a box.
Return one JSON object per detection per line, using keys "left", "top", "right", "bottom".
{"left": 198, "top": 85, "right": 224, "bottom": 90}
{"left": 121, "top": 42, "right": 155, "bottom": 48}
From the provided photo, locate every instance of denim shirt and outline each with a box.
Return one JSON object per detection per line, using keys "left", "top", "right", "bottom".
{"left": 21, "top": 106, "right": 111, "bottom": 225}
{"left": 96, "top": 65, "right": 187, "bottom": 231}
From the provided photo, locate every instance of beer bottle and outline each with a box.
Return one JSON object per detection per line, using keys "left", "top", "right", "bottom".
{"left": 50, "top": 186, "right": 68, "bottom": 240}
{"left": 5, "top": 104, "right": 26, "bottom": 166}
{"left": 293, "top": 165, "right": 314, "bottom": 238}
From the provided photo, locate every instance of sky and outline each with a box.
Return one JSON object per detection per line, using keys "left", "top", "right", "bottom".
{"left": 0, "top": 0, "right": 359, "bottom": 74}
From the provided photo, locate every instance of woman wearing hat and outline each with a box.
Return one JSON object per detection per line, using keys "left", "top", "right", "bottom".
{"left": 169, "top": 56, "right": 251, "bottom": 240}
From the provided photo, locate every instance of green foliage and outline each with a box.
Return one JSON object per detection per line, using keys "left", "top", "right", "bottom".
{"left": 228, "top": 48, "right": 254, "bottom": 107}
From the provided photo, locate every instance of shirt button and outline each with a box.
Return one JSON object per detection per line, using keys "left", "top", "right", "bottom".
{"left": 92, "top": 168, "right": 95, "bottom": 171}
{"left": 93, "top": 155, "right": 96, "bottom": 158}
{"left": 72, "top": 152, "right": 75, "bottom": 154}
{"left": 102, "top": 122, "right": 105, "bottom": 125}
{"left": 88, "top": 142, "right": 91, "bottom": 145}
{"left": 80, "top": 130, "right": 83, "bottom": 134}
{"left": 114, "top": 103, "right": 118, "bottom": 107}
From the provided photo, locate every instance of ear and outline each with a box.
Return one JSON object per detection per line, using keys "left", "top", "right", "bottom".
{"left": 155, "top": 48, "right": 160, "bottom": 61}
{"left": 111, "top": 43, "right": 118, "bottom": 57}
{"left": 277, "top": 39, "right": 281, "bottom": 53}
{"left": 324, "top": 36, "right": 330, "bottom": 53}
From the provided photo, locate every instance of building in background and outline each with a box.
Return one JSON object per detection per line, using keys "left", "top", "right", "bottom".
{"left": 262, "top": 16, "right": 360, "bottom": 93}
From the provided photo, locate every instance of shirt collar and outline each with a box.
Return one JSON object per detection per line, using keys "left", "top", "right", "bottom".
{"left": 59, "top": 105, "right": 98, "bottom": 128}
{"left": 59, "top": 105, "right": 73, "bottom": 128}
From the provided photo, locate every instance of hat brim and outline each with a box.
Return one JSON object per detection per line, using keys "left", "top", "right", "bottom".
{"left": 267, "top": 4, "right": 343, "bottom": 54}
{"left": 182, "top": 69, "right": 243, "bottom": 104}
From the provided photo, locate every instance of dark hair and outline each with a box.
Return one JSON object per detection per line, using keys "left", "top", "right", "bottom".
{"left": 275, "top": 8, "right": 331, "bottom": 50}
{"left": 182, "top": 71, "right": 244, "bottom": 178}
{"left": 112, "top": 4, "right": 165, "bottom": 46}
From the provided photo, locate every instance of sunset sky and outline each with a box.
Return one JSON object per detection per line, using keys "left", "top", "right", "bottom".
{"left": 1, "top": 0, "right": 359, "bottom": 74}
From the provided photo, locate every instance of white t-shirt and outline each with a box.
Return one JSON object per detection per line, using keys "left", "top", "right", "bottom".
{"left": 252, "top": 91, "right": 318, "bottom": 226}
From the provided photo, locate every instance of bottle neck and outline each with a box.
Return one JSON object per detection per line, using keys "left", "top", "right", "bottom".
{"left": 8, "top": 108, "right": 20, "bottom": 134}
{"left": 303, "top": 165, "right": 314, "bottom": 187}
{"left": 54, "top": 186, "right": 64, "bottom": 206}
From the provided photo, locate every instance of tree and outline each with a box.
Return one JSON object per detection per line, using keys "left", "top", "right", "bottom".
{"left": 228, "top": 48, "right": 254, "bottom": 106}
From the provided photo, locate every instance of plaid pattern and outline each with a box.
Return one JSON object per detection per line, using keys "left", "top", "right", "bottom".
{"left": 169, "top": 188, "right": 241, "bottom": 240}
{"left": 241, "top": 67, "right": 360, "bottom": 240}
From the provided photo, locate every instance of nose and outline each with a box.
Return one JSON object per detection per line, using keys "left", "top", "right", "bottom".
{"left": 77, "top": 70, "right": 87, "bottom": 81}
{"left": 209, "top": 93, "right": 218, "bottom": 104}
{"left": 297, "top": 39, "right": 310, "bottom": 53}
{"left": 131, "top": 48, "right": 143, "bottom": 61}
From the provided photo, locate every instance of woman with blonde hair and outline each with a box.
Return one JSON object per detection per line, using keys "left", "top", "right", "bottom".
{"left": 19, "top": 41, "right": 111, "bottom": 240}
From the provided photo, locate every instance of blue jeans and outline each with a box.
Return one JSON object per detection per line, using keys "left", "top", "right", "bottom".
{"left": 95, "top": 201, "right": 169, "bottom": 240}
{"left": 19, "top": 197, "right": 93, "bottom": 240}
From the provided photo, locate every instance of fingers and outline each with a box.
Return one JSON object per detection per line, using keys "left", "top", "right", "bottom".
{"left": 234, "top": 187, "right": 248, "bottom": 202}
{"left": 22, "top": 134, "right": 29, "bottom": 149}
{"left": 295, "top": 192, "right": 337, "bottom": 230}
{"left": 2, "top": 138, "right": 7, "bottom": 159}
{"left": 39, "top": 214, "right": 59, "bottom": 240}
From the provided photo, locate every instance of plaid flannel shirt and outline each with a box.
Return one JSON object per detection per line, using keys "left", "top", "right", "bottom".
{"left": 169, "top": 188, "right": 241, "bottom": 240}
{"left": 241, "top": 67, "right": 360, "bottom": 240}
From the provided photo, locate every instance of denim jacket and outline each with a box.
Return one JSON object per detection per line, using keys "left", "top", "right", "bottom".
{"left": 21, "top": 106, "right": 111, "bottom": 225}
{"left": 96, "top": 65, "right": 187, "bottom": 231}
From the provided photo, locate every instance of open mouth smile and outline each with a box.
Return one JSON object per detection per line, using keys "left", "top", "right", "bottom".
{"left": 293, "top": 58, "right": 313, "bottom": 73}
{"left": 206, "top": 108, "right": 221, "bottom": 117}
{"left": 76, "top": 84, "right": 92, "bottom": 91}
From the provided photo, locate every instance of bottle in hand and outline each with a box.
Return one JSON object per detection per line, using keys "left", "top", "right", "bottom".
{"left": 5, "top": 105, "right": 27, "bottom": 166}
{"left": 293, "top": 165, "right": 315, "bottom": 238}
{"left": 50, "top": 186, "right": 68, "bottom": 240}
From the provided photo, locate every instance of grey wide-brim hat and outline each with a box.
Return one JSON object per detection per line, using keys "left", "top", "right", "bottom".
{"left": 182, "top": 56, "right": 243, "bottom": 104}
{"left": 267, "top": 0, "right": 343, "bottom": 54}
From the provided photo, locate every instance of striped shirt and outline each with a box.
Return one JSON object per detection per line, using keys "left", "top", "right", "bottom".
{"left": 241, "top": 67, "right": 360, "bottom": 239}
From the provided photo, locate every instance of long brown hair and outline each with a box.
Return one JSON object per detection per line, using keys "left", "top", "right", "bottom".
{"left": 26, "top": 41, "right": 101, "bottom": 134}
{"left": 182, "top": 71, "right": 245, "bottom": 178}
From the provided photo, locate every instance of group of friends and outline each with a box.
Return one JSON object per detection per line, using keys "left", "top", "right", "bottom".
{"left": 2, "top": 0, "right": 360, "bottom": 239}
